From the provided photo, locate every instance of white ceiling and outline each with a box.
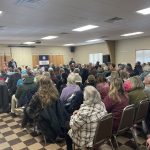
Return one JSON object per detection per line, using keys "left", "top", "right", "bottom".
{"left": 0, "top": 0, "right": 150, "bottom": 46}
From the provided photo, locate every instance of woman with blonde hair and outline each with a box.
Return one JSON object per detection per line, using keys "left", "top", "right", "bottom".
{"left": 22, "top": 76, "right": 68, "bottom": 141}
{"left": 22, "top": 75, "right": 59, "bottom": 127}
{"left": 103, "top": 78, "right": 129, "bottom": 132}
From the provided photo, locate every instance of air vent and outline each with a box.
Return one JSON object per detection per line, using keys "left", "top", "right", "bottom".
{"left": 100, "top": 36, "right": 108, "bottom": 39}
{"left": 16, "top": 0, "right": 47, "bottom": 7}
{"left": 8, "top": 44, "right": 36, "bottom": 48}
{"left": 59, "top": 32, "right": 69, "bottom": 35}
{"left": 105, "top": 17, "right": 123, "bottom": 23}
{"left": 16, "top": 0, "right": 41, "bottom": 3}
{"left": 0, "top": 26, "right": 6, "bottom": 30}
{"left": 35, "top": 40, "right": 41, "bottom": 44}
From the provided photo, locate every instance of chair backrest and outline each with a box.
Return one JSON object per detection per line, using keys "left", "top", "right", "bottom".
{"left": 134, "top": 98, "right": 149, "bottom": 124}
{"left": 117, "top": 104, "right": 135, "bottom": 134}
{"left": 93, "top": 113, "right": 113, "bottom": 147}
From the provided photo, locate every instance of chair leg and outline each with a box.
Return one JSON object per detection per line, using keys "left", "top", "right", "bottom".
{"left": 73, "top": 143, "right": 75, "bottom": 150}
{"left": 109, "top": 139, "right": 115, "bottom": 150}
{"left": 33, "top": 120, "right": 36, "bottom": 133}
{"left": 142, "top": 120, "right": 148, "bottom": 134}
{"left": 43, "top": 134, "right": 47, "bottom": 146}
{"left": 113, "top": 135, "right": 120, "bottom": 150}
{"left": 130, "top": 127, "right": 140, "bottom": 150}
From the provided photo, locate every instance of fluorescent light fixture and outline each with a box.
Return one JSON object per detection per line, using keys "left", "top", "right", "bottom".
{"left": 72, "top": 25, "right": 99, "bottom": 32}
{"left": 24, "top": 41, "right": 35, "bottom": 45}
{"left": 121, "top": 32, "right": 144, "bottom": 37}
{"left": 0, "top": 11, "right": 3, "bottom": 15}
{"left": 64, "top": 43, "right": 74, "bottom": 46}
{"left": 41, "top": 36, "right": 58, "bottom": 40}
{"left": 86, "top": 39, "right": 102, "bottom": 43}
{"left": 136, "top": 7, "right": 150, "bottom": 15}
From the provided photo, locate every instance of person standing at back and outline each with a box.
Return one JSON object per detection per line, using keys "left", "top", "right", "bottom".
{"left": 8, "top": 58, "right": 17, "bottom": 69}
{"left": 69, "top": 58, "right": 75, "bottom": 65}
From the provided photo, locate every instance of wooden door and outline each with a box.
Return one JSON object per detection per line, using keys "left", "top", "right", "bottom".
{"left": 49, "top": 55, "right": 64, "bottom": 66}
{"left": 32, "top": 55, "right": 39, "bottom": 68}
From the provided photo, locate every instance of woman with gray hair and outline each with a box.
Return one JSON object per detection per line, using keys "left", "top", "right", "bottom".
{"left": 60, "top": 73, "right": 81, "bottom": 103}
{"left": 143, "top": 74, "right": 150, "bottom": 130}
{"left": 140, "top": 64, "right": 150, "bottom": 81}
{"left": 65, "top": 86, "right": 107, "bottom": 150}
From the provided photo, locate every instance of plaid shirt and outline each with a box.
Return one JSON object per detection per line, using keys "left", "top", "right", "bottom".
{"left": 68, "top": 101, "right": 107, "bottom": 148}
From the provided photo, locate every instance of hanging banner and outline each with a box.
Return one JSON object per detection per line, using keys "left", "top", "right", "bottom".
{"left": 39, "top": 55, "right": 49, "bottom": 67}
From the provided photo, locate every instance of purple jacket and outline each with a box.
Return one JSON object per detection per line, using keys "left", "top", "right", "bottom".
{"left": 60, "top": 84, "right": 80, "bottom": 103}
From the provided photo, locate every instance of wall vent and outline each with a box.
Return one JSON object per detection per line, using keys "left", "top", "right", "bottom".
{"left": 105, "top": 17, "right": 123, "bottom": 23}
{"left": 16, "top": 0, "right": 47, "bottom": 7}
{"left": 100, "top": 36, "right": 108, "bottom": 39}
{"left": 0, "top": 26, "right": 6, "bottom": 30}
{"left": 8, "top": 44, "right": 36, "bottom": 48}
{"left": 16, "top": 0, "right": 41, "bottom": 3}
{"left": 59, "top": 32, "right": 69, "bottom": 35}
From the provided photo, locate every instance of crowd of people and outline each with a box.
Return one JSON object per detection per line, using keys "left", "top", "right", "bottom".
{"left": 1, "top": 58, "right": 150, "bottom": 149}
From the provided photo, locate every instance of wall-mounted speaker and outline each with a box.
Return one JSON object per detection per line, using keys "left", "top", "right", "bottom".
{"left": 103, "top": 55, "right": 110, "bottom": 63}
{"left": 70, "top": 46, "right": 76, "bottom": 53}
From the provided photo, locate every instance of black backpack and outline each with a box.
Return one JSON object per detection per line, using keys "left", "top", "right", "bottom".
{"left": 64, "top": 91, "right": 83, "bottom": 114}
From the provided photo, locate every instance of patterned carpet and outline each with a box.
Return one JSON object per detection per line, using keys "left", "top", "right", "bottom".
{"left": 0, "top": 113, "right": 147, "bottom": 150}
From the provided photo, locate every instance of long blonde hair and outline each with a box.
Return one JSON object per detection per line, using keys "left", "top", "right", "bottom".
{"left": 109, "top": 78, "right": 125, "bottom": 102}
{"left": 37, "top": 76, "right": 59, "bottom": 107}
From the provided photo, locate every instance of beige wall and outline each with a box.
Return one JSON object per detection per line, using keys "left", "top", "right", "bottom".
{"left": 116, "top": 36, "right": 150, "bottom": 66}
{"left": 0, "top": 45, "right": 72, "bottom": 67}
{"left": 1, "top": 36, "right": 150, "bottom": 67}
{"left": 74, "top": 43, "right": 109, "bottom": 64}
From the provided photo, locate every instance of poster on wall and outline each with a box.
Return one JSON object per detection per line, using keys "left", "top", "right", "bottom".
{"left": 39, "top": 55, "right": 49, "bottom": 68}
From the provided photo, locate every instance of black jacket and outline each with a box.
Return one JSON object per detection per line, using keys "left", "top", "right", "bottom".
{"left": 0, "top": 81, "right": 10, "bottom": 113}
{"left": 38, "top": 100, "right": 69, "bottom": 141}
{"left": 16, "top": 77, "right": 36, "bottom": 107}
{"left": 65, "top": 90, "right": 83, "bottom": 115}
{"left": 8, "top": 73, "right": 21, "bottom": 95}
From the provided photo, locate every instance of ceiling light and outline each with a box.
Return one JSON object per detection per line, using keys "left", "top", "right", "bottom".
{"left": 86, "top": 39, "right": 102, "bottom": 42}
{"left": 136, "top": 7, "right": 150, "bottom": 15}
{"left": 24, "top": 41, "right": 35, "bottom": 45}
{"left": 41, "top": 36, "right": 58, "bottom": 40}
{"left": 64, "top": 43, "right": 74, "bottom": 46}
{"left": 0, "top": 11, "right": 3, "bottom": 15}
{"left": 121, "top": 32, "right": 144, "bottom": 37}
{"left": 72, "top": 25, "right": 99, "bottom": 32}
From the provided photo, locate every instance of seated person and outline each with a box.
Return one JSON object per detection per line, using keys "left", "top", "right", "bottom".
{"left": 56, "top": 72, "right": 68, "bottom": 94}
{"left": 8, "top": 68, "right": 21, "bottom": 95}
{"left": 103, "top": 78, "right": 129, "bottom": 132}
{"left": 123, "top": 76, "right": 148, "bottom": 106}
{"left": 10, "top": 75, "right": 36, "bottom": 116}
{"left": 22, "top": 76, "right": 58, "bottom": 127}
{"left": 22, "top": 76, "right": 67, "bottom": 141}
{"left": 60, "top": 73, "right": 80, "bottom": 103}
{"left": 0, "top": 69, "right": 7, "bottom": 81}
{"left": 96, "top": 75, "right": 109, "bottom": 100}
{"left": 66, "top": 86, "right": 107, "bottom": 150}
{"left": 143, "top": 74, "right": 150, "bottom": 130}
{"left": 84, "top": 74, "right": 96, "bottom": 87}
